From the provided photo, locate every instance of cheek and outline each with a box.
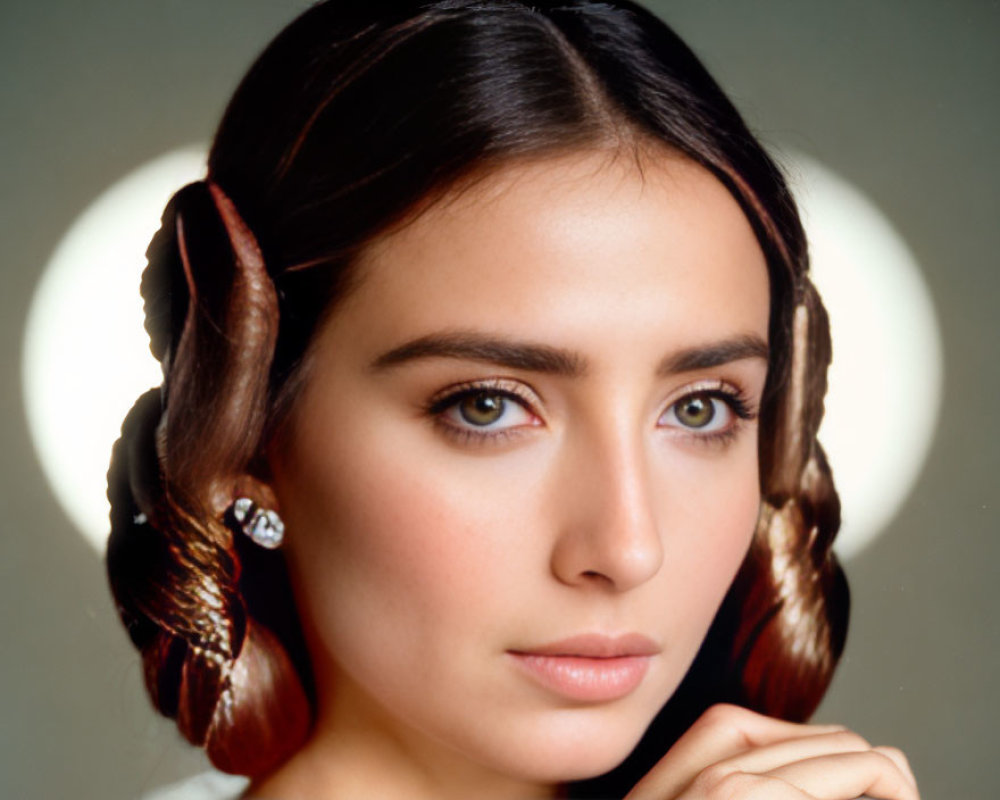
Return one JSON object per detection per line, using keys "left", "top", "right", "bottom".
{"left": 656, "top": 440, "right": 760, "bottom": 634}
{"left": 687, "top": 480, "right": 758, "bottom": 601}
{"left": 272, "top": 418, "right": 529, "bottom": 659}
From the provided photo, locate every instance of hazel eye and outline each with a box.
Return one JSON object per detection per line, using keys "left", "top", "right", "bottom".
{"left": 660, "top": 391, "right": 733, "bottom": 433}
{"left": 675, "top": 394, "right": 717, "bottom": 428}
{"left": 438, "top": 387, "right": 537, "bottom": 433}
{"left": 458, "top": 392, "right": 507, "bottom": 426}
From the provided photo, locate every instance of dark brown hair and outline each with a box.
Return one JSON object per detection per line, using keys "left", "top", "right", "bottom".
{"left": 106, "top": 1, "right": 847, "bottom": 795}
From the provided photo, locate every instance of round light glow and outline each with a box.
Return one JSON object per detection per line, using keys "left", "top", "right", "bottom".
{"left": 787, "top": 152, "right": 943, "bottom": 560}
{"left": 22, "top": 147, "right": 207, "bottom": 552}
{"left": 23, "top": 148, "right": 941, "bottom": 560}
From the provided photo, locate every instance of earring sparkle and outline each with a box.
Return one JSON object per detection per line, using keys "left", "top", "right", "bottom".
{"left": 231, "top": 497, "right": 285, "bottom": 549}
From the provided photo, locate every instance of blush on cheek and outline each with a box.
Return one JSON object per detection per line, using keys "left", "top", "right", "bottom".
{"left": 293, "top": 455, "right": 489, "bottom": 622}
{"left": 678, "top": 466, "right": 759, "bottom": 591}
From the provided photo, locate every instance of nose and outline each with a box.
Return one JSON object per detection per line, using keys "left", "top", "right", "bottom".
{"left": 548, "top": 419, "right": 663, "bottom": 593}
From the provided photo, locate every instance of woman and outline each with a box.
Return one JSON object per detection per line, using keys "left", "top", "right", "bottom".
{"left": 107, "top": 1, "right": 918, "bottom": 797}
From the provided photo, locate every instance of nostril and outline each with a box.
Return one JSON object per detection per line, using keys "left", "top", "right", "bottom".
{"left": 579, "top": 569, "right": 614, "bottom": 586}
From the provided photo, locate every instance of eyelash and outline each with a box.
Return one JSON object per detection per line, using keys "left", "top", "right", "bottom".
{"left": 659, "top": 386, "right": 756, "bottom": 448}
{"left": 426, "top": 379, "right": 541, "bottom": 446}
{"left": 425, "top": 380, "right": 756, "bottom": 447}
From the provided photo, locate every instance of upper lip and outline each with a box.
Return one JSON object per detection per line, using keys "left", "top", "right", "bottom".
{"left": 510, "top": 633, "right": 660, "bottom": 658}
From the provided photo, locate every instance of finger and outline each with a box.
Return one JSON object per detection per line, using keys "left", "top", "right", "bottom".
{"left": 625, "top": 705, "right": 845, "bottom": 800}
{"left": 668, "top": 704, "right": 846, "bottom": 769}
{"left": 684, "top": 770, "right": 815, "bottom": 800}
{"left": 711, "top": 730, "right": 873, "bottom": 776}
{"left": 873, "top": 746, "right": 918, "bottom": 789}
{"left": 766, "top": 750, "right": 920, "bottom": 800}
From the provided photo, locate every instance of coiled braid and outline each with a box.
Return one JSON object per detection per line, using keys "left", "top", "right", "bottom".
{"left": 106, "top": 182, "right": 309, "bottom": 776}
{"left": 733, "top": 281, "right": 848, "bottom": 721}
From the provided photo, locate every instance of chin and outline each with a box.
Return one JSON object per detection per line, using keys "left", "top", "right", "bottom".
{"left": 478, "top": 707, "right": 653, "bottom": 785}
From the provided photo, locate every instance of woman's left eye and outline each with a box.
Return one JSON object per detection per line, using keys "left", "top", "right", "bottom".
{"left": 659, "top": 390, "right": 746, "bottom": 435}
{"left": 434, "top": 387, "right": 537, "bottom": 434}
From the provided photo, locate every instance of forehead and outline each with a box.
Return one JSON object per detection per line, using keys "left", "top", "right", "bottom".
{"left": 330, "top": 148, "right": 770, "bottom": 361}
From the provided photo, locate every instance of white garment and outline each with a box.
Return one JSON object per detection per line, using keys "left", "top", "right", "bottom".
{"left": 142, "top": 771, "right": 249, "bottom": 800}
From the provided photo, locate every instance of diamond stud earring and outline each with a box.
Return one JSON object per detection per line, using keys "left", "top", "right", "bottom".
{"left": 231, "top": 497, "right": 285, "bottom": 549}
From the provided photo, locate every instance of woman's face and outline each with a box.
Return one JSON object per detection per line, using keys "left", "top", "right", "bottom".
{"left": 270, "top": 148, "right": 770, "bottom": 789}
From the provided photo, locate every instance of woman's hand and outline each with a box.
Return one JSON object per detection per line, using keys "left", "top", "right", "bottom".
{"left": 625, "top": 704, "right": 918, "bottom": 800}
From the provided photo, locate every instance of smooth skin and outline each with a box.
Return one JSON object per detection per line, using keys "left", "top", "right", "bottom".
{"left": 251, "top": 148, "right": 918, "bottom": 800}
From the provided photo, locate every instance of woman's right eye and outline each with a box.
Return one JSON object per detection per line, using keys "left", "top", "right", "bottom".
{"left": 428, "top": 383, "right": 541, "bottom": 441}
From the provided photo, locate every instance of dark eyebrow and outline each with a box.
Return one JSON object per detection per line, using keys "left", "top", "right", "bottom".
{"left": 370, "top": 330, "right": 767, "bottom": 377}
{"left": 370, "top": 331, "right": 587, "bottom": 376}
{"left": 656, "top": 334, "right": 769, "bottom": 376}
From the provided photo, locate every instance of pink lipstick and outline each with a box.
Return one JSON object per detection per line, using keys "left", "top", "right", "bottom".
{"left": 508, "top": 634, "right": 658, "bottom": 702}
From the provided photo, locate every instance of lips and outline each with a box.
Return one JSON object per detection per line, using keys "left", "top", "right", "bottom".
{"left": 508, "top": 634, "right": 659, "bottom": 702}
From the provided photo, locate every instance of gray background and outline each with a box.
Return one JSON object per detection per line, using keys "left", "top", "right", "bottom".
{"left": 1, "top": 1, "right": 996, "bottom": 797}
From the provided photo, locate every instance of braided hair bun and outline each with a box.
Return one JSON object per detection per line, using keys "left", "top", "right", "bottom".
{"left": 106, "top": 182, "right": 309, "bottom": 776}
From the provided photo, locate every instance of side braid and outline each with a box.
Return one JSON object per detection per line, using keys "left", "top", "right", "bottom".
{"left": 729, "top": 279, "right": 849, "bottom": 721}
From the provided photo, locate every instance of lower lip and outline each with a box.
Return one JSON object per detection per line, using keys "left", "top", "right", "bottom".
{"left": 508, "top": 652, "right": 652, "bottom": 702}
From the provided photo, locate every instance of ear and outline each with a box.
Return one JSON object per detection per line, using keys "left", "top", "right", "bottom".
{"left": 233, "top": 473, "right": 281, "bottom": 514}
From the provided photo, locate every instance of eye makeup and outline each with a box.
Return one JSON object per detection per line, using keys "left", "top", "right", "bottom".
{"left": 425, "top": 377, "right": 543, "bottom": 445}
{"left": 658, "top": 380, "right": 757, "bottom": 449}
{"left": 423, "top": 375, "right": 758, "bottom": 450}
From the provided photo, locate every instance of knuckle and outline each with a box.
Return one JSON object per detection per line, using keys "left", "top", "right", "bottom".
{"left": 690, "top": 767, "right": 752, "bottom": 798}
{"left": 691, "top": 704, "right": 758, "bottom": 751}
{"left": 695, "top": 703, "right": 751, "bottom": 730}
{"left": 875, "top": 744, "right": 912, "bottom": 769}
{"left": 873, "top": 748, "right": 903, "bottom": 769}
{"left": 867, "top": 750, "right": 916, "bottom": 797}
{"left": 877, "top": 747, "right": 918, "bottom": 787}
{"left": 692, "top": 763, "right": 733, "bottom": 790}
{"left": 711, "top": 771, "right": 767, "bottom": 799}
